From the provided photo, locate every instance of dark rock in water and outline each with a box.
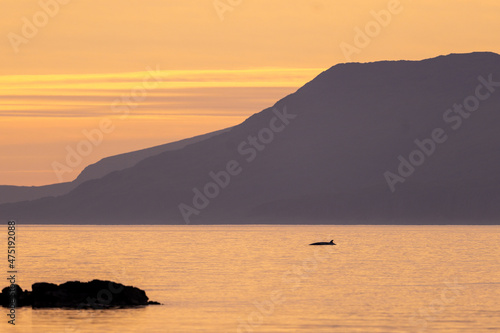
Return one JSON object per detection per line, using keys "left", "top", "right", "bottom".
{"left": 1, "top": 284, "right": 32, "bottom": 308}
{"left": 1, "top": 280, "right": 159, "bottom": 309}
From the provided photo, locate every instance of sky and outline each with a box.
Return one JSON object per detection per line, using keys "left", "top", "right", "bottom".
{"left": 1, "top": 0, "right": 499, "bottom": 186}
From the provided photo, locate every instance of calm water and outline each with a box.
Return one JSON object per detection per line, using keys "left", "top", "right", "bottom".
{"left": 2, "top": 225, "right": 499, "bottom": 333}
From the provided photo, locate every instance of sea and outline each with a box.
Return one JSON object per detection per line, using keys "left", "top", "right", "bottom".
{"left": 2, "top": 225, "right": 499, "bottom": 332}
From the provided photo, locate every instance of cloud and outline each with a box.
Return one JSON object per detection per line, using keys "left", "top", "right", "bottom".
{"left": 0, "top": 69, "right": 318, "bottom": 118}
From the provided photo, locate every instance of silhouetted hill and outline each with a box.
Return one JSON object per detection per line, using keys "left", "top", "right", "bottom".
{"left": 0, "top": 129, "right": 228, "bottom": 204}
{"left": 2, "top": 52, "right": 500, "bottom": 224}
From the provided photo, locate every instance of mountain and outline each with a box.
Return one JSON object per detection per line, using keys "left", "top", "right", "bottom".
{"left": 0, "top": 129, "right": 229, "bottom": 204}
{"left": 2, "top": 52, "right": 500, "bottom": 224}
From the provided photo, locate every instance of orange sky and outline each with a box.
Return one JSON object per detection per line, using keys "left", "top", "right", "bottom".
{"left": 1, "top": 0, "right": 499, "bottom": 185}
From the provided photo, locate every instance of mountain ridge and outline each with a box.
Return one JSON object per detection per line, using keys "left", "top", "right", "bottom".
{"left": 0, "top": 128, "right": 230, "bottom": 204}
{"left": 2, "top": 52, "right": 500, "bottom": 224}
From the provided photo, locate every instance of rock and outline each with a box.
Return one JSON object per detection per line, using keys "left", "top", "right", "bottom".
{"left": 1, "top": 280, "right": 159, "bottom": 309}
{"left": 1, "top": 284, "right": 31, "bottom": 308}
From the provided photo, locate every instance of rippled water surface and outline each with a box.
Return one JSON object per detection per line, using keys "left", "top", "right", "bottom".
{"left": 3, "top": 225, "right": 499, "bottom": 332}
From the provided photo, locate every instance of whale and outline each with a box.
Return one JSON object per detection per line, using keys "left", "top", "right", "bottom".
{"left": 309, "top": 240, "right": 335, "bottom": 245}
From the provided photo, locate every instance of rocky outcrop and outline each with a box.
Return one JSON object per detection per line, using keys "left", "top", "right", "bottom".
{"left": 1, "top": 280, "right": 160, "bottom": 309}
{"left": 0, "top": 284, "right": 31, "bottom": 308}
